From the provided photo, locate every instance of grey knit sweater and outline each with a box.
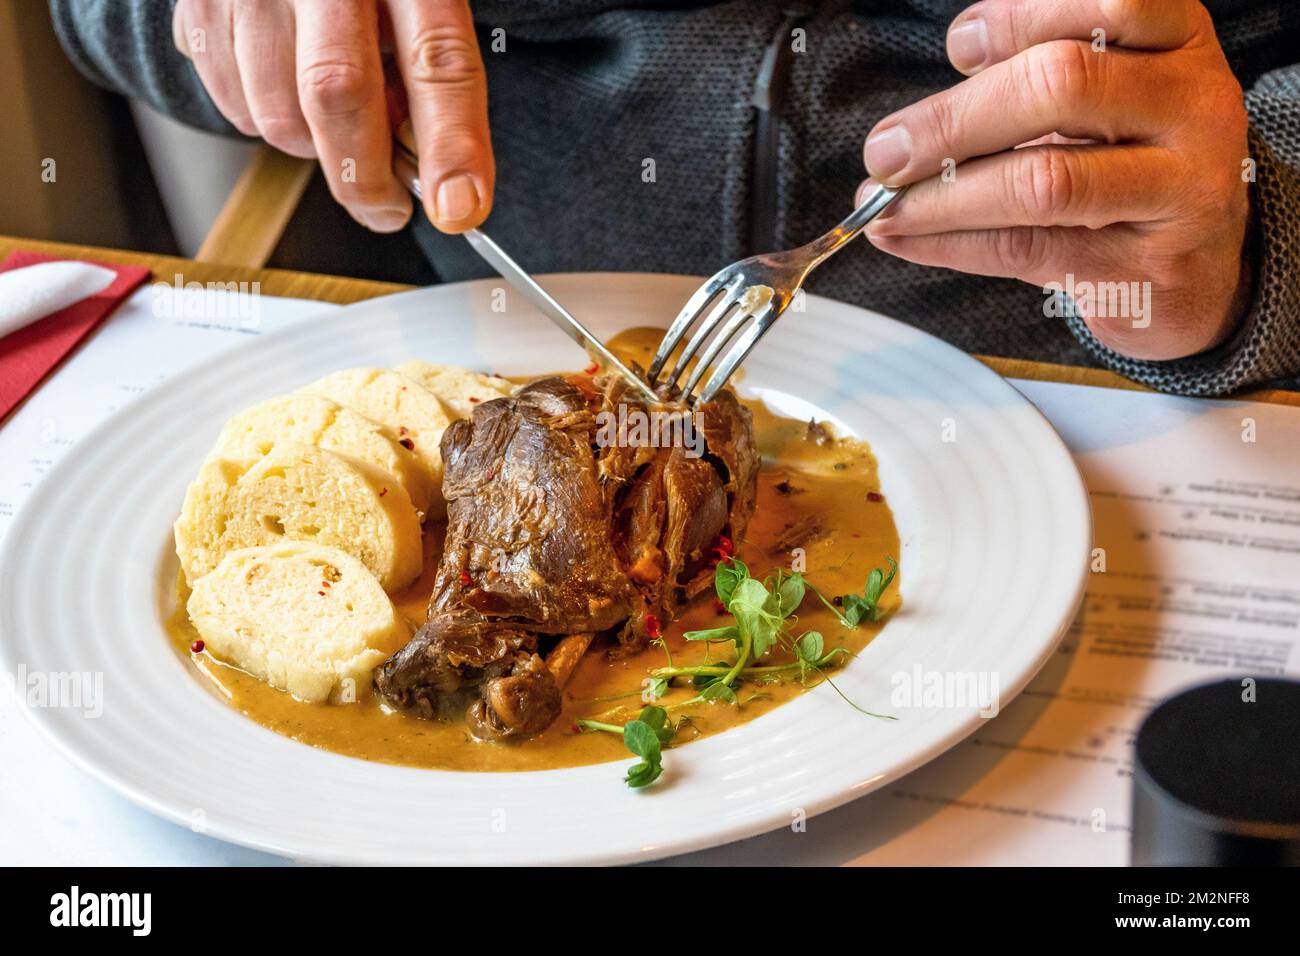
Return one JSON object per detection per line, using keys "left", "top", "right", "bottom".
{"left": 51, "top": 0, "right": 1300, "bottom": 395}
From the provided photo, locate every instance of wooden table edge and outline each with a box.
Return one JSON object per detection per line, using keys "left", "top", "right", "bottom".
{"left": 4, "top": 234, "right": 1297, "bottom": 407}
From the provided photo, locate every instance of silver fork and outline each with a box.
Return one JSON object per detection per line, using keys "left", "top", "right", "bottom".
{"left": 648, "top": 183, "right": 906, "bottom": 404}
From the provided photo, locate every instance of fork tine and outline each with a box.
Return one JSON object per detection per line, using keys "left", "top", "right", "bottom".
{"left": 647, "top": 270, "right": 733, "bottom": 382}
{"left": 693, "top": 302, "right": 779, "bottom": 404}
{"left": 661, "top": 275, "right": 746, "bottom": 387}
{"left": 679, "top": 298, "right": 760, "bottom": 397}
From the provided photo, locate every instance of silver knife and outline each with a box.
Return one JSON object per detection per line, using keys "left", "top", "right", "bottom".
{"left": 461, "top": 229, "right": 659, "bottom": 403}
{"left": 392, "top": 136, "right": 659, "bottom": 404}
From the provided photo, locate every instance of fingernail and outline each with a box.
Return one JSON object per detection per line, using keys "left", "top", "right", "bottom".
{"left": 365, "top": 204, "right": 412, "bottom": 233}
{"left": 864, "top": 223, "right": 895, "bottom": 247}
{"left": 866, "top": 215, "right": 899, "bottom": 239}
{"left": 948, "top": 17, "right": 988, "bottom": 73}
{"left": 854, "top": 177, "right": 878, "bottom": 207}
{"left": 434, "top": 174, "right": 481, "bottom": 224}
{"left": 864, "top": 125, "right": 911, "bottom": 181}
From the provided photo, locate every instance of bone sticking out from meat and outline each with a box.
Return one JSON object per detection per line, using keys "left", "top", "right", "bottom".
{"left": 546, "top": 633, "right": 595, "bottom": 688}
{"left": 374, "top": 373, "right": 759, "bottom": 738}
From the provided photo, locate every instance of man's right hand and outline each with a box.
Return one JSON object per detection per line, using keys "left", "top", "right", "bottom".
{"left": 173, "top": 0, "right": 494, "bottom": 234}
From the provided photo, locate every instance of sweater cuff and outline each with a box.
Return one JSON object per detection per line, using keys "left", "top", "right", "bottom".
{"left": 1064, "top": 124, "right": 1300, "bottom": 397}
{"left": 50, "top": 0, "right": 236, "bottom": 136}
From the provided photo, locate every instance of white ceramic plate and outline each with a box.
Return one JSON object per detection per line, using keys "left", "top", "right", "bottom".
{"left": 0, "top": 273, "right": 1089, "bottom": 865}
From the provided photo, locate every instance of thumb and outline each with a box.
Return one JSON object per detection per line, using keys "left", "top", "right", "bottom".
{"left": 387, "top": 0, "right": 494, "bottom": 233}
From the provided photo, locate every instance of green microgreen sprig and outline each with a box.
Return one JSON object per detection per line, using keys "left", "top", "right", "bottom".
{"left": 579, "top": 554, "right": 898, "bottom": 788}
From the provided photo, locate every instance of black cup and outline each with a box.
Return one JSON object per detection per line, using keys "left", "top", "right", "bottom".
{"left": 1131, "top": 677, "right": 1300, "bottom": 865}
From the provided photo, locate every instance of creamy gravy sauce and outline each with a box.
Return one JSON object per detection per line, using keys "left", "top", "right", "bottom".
{"left": 167, "top": 329, "right": 900, "bottom": 772}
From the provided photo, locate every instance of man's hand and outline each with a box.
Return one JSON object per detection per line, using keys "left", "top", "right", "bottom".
{"left": 859, "top": 0, "right": 1251, "bottom": 361}
{"left": 173, "top": 0, "right": 493, "bottom": 234}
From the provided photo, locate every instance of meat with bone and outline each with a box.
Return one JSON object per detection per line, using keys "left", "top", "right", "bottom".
{"left": 373, "top": 373, "right": 758, "bottom": 737}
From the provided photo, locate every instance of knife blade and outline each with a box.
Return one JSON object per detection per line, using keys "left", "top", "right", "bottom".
{"left": 461, "top": 229, "right": 659, "bottom": 404}
{"left": 391, "top": 133, "right": 659, "bottom": 404}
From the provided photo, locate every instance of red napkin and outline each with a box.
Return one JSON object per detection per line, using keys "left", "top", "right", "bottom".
{"left": 0, "top": 251, "right": 151, "bottom": 421}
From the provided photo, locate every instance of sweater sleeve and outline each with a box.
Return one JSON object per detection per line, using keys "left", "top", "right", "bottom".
{"left": 49, "top": 0, "right": 238, "bottom": 135}
{"left": 1065, "top": 64, "right": 1300, "bottom": 396}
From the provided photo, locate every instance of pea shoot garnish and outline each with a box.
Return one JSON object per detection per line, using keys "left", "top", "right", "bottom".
{"left": 577, "top": 554, "right": 899, "bottom": 789}
{"left": 809, "top": 556, "right": 898, "bottom": 627}
{"left": 577, "top": 705, "right": 675, "bottom": 788}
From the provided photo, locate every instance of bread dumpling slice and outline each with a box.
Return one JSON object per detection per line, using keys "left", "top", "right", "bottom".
{"left": 207, "top": 393, "right": 435, "bottom": 516}
{"left": 187, "top": 543, "right": 411, "bottom": 703}
{"left": 299, "top": 367, "right": 452, "bottom": 514}
{"left": 394, "top": 359, "right": 514, "bottom": 420}
{"left": 175, "top": 442, "right": 422, "bottom": 593}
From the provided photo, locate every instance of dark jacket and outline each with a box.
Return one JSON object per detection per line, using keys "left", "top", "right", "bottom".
{"left": 51, "top": 0, "right": 1300, "bottom": 395}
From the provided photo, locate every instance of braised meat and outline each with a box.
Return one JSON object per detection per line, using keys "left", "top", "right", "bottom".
{"left": 374, "top": 373, "right": 758, "bottom": 738}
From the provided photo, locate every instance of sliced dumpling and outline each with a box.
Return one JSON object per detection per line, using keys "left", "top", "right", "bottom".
{"left": 174, "top": 442, "right": 422, "bottom": 593}
{"left": 299, "top": 367, "right": 452, "bottom": 515}
{"left": 394, "top": 359, "right": 514, "bottom": 420}
{"left": 187, "top": 543, "right": 411, "bottom": 703}
{"left": 207, "top": 393, "right": 435, "bottom": 516}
